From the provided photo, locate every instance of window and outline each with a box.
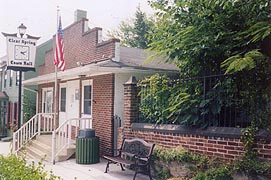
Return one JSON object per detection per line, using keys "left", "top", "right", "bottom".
{"left": 9, "top": 70, "right": 13, "bottom": 87}
{"left": 83, "top": 85, "right": 92, "bottom": 114}
{"left": 16, "top": 71, "right": 20, "bottom": 86}
{"left": 42, "top": 89, "right": 53, "bottom": 113}
{"left": 4, "top": 71, "right": 7, "bottom": 88}
{"left": 60, "top": 88, "right": 66, "bottom": 112}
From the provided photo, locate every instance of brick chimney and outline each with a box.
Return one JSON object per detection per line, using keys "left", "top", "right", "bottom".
{"left": 74, "top": 9, "right": 88, "bottom": 33}
{"left": 74, "top": 9, "right": 87, "bottom": 22}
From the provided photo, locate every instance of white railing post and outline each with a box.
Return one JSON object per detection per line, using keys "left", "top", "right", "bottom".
{"left": 68, "top": 119, "right": 72, "bottom": 147}
{"left": 38, "top": 114, "right": 41, "bottom": 135}
{"left": 52, "top": 130, "right": 56, "bottom": 164}
{"left": 13, "top": 133, "right": 16, "bottom": 154}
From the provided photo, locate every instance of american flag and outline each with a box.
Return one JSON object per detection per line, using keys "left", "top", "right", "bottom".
{"left": 54, "top": 16, "right": 65, "bottom": 71}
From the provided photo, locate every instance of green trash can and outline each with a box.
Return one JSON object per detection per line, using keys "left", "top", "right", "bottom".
{"left": 76, "top": 129, "right": 100, "bottom": 164}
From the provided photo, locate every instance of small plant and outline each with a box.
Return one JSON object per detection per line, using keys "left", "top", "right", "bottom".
{"left": 241, "top": 125, "right": 259, "bottom": 160}
{"left": 194, "top": 166, "right": 233, "bottom": 180}
{"left": 0, "top": 153, "right": 62, "bottom": 180}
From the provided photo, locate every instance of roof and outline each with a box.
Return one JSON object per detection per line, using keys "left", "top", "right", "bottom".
{"left": 0, "top": 92, "right": 8, "bottom": 99}
{"left": 119, "top": 47, "right": 179, "bottom": 71}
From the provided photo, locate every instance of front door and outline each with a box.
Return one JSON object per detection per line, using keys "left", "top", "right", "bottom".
{"left": 58, "top": 80, "right": 80, "bottom": 126}
{"left": 66, "top": 80, "right": 80, "bottom": 120}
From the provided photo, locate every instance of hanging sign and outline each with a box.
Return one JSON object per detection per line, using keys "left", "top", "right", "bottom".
{"left": 6, "top": 36, "right": 37, "bottom": 71}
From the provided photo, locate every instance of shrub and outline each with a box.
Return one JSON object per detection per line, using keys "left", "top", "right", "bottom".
{"left": 0, "top": 153, "right": 62, "bottom": 180}
{"left": 194, "top": 167, "right": 233, "bottom": 180}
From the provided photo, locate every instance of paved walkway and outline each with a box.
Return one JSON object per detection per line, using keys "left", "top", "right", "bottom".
{"left": 0, "top": 142, "right": 151, "bottom": 180}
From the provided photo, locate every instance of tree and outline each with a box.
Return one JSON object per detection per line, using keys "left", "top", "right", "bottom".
{"left": 107, "top": 6, "right": 153, "bottom": 49}
{"left": 149, "top": 0, "right": 271, "bottom": 76}
{"left": 141, "top": 0, "right": 271, "bottom": 128}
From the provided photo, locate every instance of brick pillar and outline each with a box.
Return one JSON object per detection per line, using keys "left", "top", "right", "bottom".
{"left": 123, "top": 76, "right": 140, "bottom": 140}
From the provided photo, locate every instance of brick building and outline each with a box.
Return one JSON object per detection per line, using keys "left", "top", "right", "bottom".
{"left": 23, "top": 10, "right": 178, "bottom": 154}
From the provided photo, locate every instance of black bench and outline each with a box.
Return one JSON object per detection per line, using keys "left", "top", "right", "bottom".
{"left": 103, "top": 138, "right": 155, "bottom": 180}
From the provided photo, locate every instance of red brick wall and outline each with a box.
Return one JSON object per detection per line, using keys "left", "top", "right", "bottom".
{"left": 39, "top": 19, "right": 119, "bottom": 76}
{"left": 92, "top": 73, "right": 115, "bottom": 155}
{"left": 122, "top": 76, "right": 271, "bottom": 161}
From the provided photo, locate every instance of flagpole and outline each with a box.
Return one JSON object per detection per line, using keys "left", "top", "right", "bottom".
{"left": 52, "top": 6, "right": 60, "bottom": 165}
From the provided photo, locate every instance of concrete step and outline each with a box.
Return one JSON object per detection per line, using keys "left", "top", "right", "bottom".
{"left": 26, "top": 142, "right": 50, "bottom": 161}
{"left": 31, "top": 139, "right": 51, "bottom": 153}
{"left": 21, "top": 134, "right": 76, "bottom": 162}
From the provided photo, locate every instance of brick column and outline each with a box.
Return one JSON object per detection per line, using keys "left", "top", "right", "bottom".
{"left": 123, "top": 76, "right": 140, "bottom": 140}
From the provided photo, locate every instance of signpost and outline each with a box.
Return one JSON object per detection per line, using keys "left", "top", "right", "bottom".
{"left": 2, "top": 24, "right": 39, "bottom": 129}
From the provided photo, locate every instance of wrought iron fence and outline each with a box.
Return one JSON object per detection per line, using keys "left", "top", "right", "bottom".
{"left": 138, "top": 74, "right": 271, "bottom": 128}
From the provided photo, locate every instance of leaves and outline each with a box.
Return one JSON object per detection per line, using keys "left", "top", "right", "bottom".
{"left": 107, "top": 6, "right": 152, "bottom": 49}
{"left": 0, "top": 154, "right": 62, "bottom": 180}
{"left": 221, "top": 50, "right": 265, "bottom": 74}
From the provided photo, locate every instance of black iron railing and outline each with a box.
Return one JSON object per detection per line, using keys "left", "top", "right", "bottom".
{"left": 138, "top": 74, "right": 270, "bottom": 128}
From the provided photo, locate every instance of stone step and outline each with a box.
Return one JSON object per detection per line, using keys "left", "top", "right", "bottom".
{"left": 26, "top": 142, "right": 51, "bottom": 161}
{"left": 22, "top": 134, "right": 75, "bottom": 162}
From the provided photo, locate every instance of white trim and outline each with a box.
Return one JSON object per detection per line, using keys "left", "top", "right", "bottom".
{"left": 22, "top": 60, "right": 174, "bottom": 86}
{"left": 81, "top": 79, "right": 93, "bottom": 118}
{"left": 42, "top": 87, "right": 53, "bottom": 113}
{"left": 59, "top": 83, "right": 67, "bottom": 112}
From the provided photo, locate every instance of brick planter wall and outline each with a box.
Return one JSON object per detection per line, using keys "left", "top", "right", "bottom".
{"left": 121, "top": 76, "right": 271, "bottom": 161}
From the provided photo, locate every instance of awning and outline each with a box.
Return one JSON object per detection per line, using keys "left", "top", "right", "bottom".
{"left": 23, "top": 59, "right": 175, "bottom": 85}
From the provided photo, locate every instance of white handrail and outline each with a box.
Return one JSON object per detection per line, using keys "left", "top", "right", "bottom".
{"left": 52, "top": 117, "right": 92, "bottom": 163}
{"left": 13, "top": 113, "right": 55, "bottom": 154}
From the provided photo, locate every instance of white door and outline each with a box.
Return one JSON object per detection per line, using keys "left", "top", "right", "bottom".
{"left": 58, "top": 83, "right": 67, "bottom": 126}
{"left": 81, "top": 80, "right": 93, "bottom": 128}
{"left": 67, "top": 80, "right": 80, "bottom": 120}
{"left": 58, "top": 81, "right": 80, "bottom": 126}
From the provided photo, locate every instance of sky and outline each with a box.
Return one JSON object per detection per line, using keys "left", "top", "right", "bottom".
{"left": 0, "top": 0, "right": 154, "bottom": 57}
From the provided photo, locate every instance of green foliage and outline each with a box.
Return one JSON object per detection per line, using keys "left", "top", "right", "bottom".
{"left": 142, "top": 0, "right": 271, "bottom": 129}
{"left": 0, "top": 154, "right": 62, "bottom": 180}
{"left": 235, "top": 158, "right": 271, "bottom": 177}
{"left": 138, "top": 74, "right": 238, "bottom": 127}
{"left": 153, "top": 146, "right": 233, "bottom": 179}
{"left": 107, "top": 6, "right": 153, "bottom": 49}
{"left": 153, "top": 146, "right": 207, "bottom": 164}
{"left": 153, "top": 146, "right": 271, "bottom": 179}
{"left": 149, "top": 0, "right": 271, "bottom": 74}
{"left": 138, "top": 74, "right": 171, "bottom": 124}
{"left": 194, "top": 167, "right": 233, "bottom": 180}
{"left": 155, "top": 168, "right": 171, "bottom": 180}
{"left": 241, "top": 126, "right": 259, "bottom": 159}
{"left": 236, "top": 125, "right": 271, "bottom": 177}
{"left": 23, "top": 94, "right": 36, "bottom": 122}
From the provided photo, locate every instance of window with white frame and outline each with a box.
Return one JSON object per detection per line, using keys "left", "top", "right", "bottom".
{"left": 83, "top": 85, "right": 92, "bottom": 115}
{"left": 60, "top": 87, "right": 66, "bottom": 112}
{"left": 42, "top": 88, "right": 53, "bottom": 113}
